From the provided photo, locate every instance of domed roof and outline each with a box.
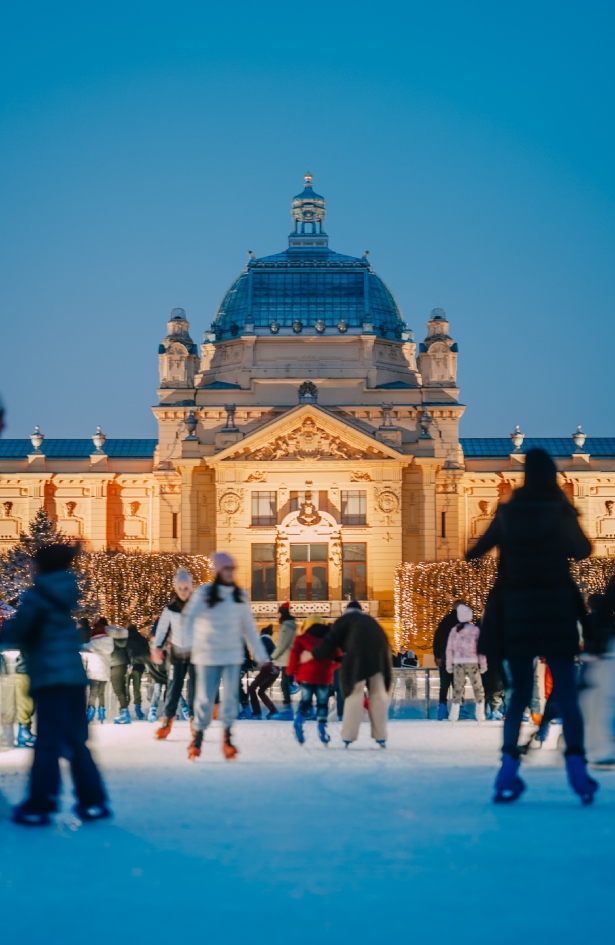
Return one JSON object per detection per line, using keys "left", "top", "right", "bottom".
{"left": 211, "top": 176, "right": 407, "bottom": 341}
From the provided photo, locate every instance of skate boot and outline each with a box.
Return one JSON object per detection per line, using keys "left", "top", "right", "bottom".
{"left": 222, "top": 727, "right": 238, "bottom": 760}
{"left": 12, "top": 803, "right": 51, "bottom": 827}
{"left": 437, "top": 703, "right": 449, "bottom": 721}
{"left": 73, "top": 802, "right": 112, "bottom": 821}
{"left": 277, "top": 705, "right": 294, "bottom": 721}
{"left": 375, "top": 739, "right": 386, "bottom": 748}
{"left": 188, "top": 729, "right": 203, "bottom": 761}
{"left": 343, "top": 740, "right": 352, "bottom": 748}
{"left": 134, "top": 704, "right": 145, "bottom": 721}
{"left": 147, "top": 706, "right": 157, "bottom": 722}
{"left": 114, "top": 708, "right": 131, "bottom": 725}
{"left": 237, "top": 706, "right": 252, "bottom": 720}
{"left": 87, "top": 707, "right": 96, "bottom": 723}
{"left": 318, "top": 721, "right": 331, "bottom": 745}
{"left": 293, "top": 713, "right": 305, "bottom": 745}
{"left": 449, "top": 703, "right": 460, "bottom": 722}
{"left": 475, "top": 702, "right": 486, "bottom": 722}
{"left": 490, "top": 709, "right": 504, "bottom": 721}
{"left": 494, "top": 752, "right": 526, "bottom": 803}
{"left": 181, "top": 704, "right": 190, "bottom": 722}
{"left": 98, "top": 706, "right": 106, "bottom": 723}
{"left": 565, "top": 752, "right": 599, "bottom": 805}
{"left": 155, "top": 716, "right": 173, "bottom": 739}
{"left": 16, "top": 725, "right": 36, "bottom": 748}
{"left": 251, "top": 712, "right": 263, "bottom": 720}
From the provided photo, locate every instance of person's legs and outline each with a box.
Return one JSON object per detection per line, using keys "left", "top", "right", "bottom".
{"left": 256, "top": 667, "right": 279, "bottom": 715}
{"left": 63, "top": 687, "right": 107, "bottom": 809}
{"left": 1, "top": 673, "right": 16, "bottom": 725}
{"left": 193, "top": 665, "right": 223, "bottom": 731}
{"left": 24, "top": 687, "right": 63, "bottom": 812}
{"left": 110, "top": 665, "right": 129, "bottom": 710}
{"left": 129, "top": 668, "right": 143, "bottom": 707}
{"left": 438, "top": 666, "right": 453, "bottom": 704}
{"left": 87, "top": 680, "right": 98, "bottom": 710}
{"left": 280, "top": 668, "right": 292, "bottom": 707}
{"left": 297, "top": 683, "right": 315, "bottom": 717}
{"left": 150, "top": 682, "right": 162, "bottom": 710}
{"left": 367, "top": 673, "right": 389, "bottom": 741}
{"left": 502, "top": 658, "right": 535, "bottom": 754}
{"left": 547, "top": 658, "right": 584, "bottom": 752}
{"left": 314, "top": 685, "right": 330, "bottom": 721}
{"left": 219, "top": 665, "right": 241, "bottom": 730}
{"left": 187, "top": 664, "right": 195, "bottom": 717}
{"left": 341, "top": 681, "right": 366, "bottom": 742}
{"left": 162, "top": 659, "right": 188, "bottom": 719}
{"left": 333, "top": 669, "right": 344, "bottom": 719}
{"left": 452, "top": 664, "right": 466, "bottom": 704}
{"left": 98, "top": 680, "right": 106, "bottom": 709}
{"left": 467, "top": 663, "right": 485, "bottom": 702}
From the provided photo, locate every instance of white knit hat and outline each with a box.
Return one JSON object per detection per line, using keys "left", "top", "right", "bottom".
{"left": 456, "top": 603, "right": 473, "bottom": 623}
{"left": 174, "top": 567, "right": 193, "bottom": 589}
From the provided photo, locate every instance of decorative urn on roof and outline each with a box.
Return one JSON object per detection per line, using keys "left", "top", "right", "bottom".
{"left": 572, "top": 425, "right": 587, "bottom": 453}
{"left": 510, "top": 424, "right": 524, "bottom": 453}
{"left": 30, "top": 425, "right": 44, "bottom": 453}
{"left": 92, "top": 426, "right": 106, "bottom": 454}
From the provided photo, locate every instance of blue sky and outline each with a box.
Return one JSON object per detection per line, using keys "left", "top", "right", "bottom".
{"left": 1, "top": 1, "right": 613, "bottom": 440}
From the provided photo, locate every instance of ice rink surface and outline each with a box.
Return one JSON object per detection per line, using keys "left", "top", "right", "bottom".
{"left": 1, "top": 719, "right": 614, "bottom": 944}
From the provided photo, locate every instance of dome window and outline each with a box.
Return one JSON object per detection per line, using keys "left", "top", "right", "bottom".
{"left": 230, "top": 322, "right": 240, "bottom": 337}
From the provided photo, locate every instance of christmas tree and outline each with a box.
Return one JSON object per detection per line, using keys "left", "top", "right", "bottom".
{"left": 0, "top": 509, "right": 70, "bottom": 603}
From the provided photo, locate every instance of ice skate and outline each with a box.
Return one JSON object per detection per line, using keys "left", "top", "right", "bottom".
{"left": 15, "top": 725, "right": 36, "bottom": 748}
{"left": 222, "top": 727, "right": 238, "bottom": 760}
{"left": 73, "top": 802, "right": 112, "bottom": 821}
{"left": 317, "top": 721, "right": 330, "bottom": 744}
{"left": 98, "top": 707, "right": 105, "bottom": 723}
{"left": 475, "top": 701, "right": 486, "bottom": 722}
{"left": 494, "top": 752, "right": 526, "bottom": 803}
{"left": 87, "top": 706, "right": 96, "bottom": 723}
{"left": 449, "top": 703, "right": 460, "bottom": 722}
{"left": 188, "top": 729, "right": 203, "bottom": 761}
{"left": 293, "top": 713, "right": 305, "bottom": 744}
{"left": 375, "top": 739, "right": 386, "bottom": 748}
{"left": 12, "top": 803, "right": 51, "bottom": 827}
{"left": 134, "top": 704, "right": 146, "bottom": 721}
{"left": 437, "top": 703, "right": 449, "bottom": 721}
{"left": 114, "top": 708, "right": 131, "bottom": 725}
{"left": 237, "top": 706, "right": 252, "bottom": 719}
{"left": 155, "top": 716, "right": 173, "bottom": 739}
{"left": 147, "top": 706, "right": 157, "bottom": 722}
{"left": 565, "top": 753, "right": 599, "bottom": 805}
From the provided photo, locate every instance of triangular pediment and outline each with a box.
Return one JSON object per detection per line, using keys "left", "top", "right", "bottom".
{"left": 210, "top": 404, "right": 403, "bottom": 463}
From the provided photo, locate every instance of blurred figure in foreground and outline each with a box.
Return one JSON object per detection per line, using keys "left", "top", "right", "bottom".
{"left": 304, "top": 600, "right": 392, "bottom": 748}
{"left": 468, "top": 448, "right": 596, "bottom": 804}
{"left": 183, "top": 552, "right": 269, "bottom": 761}
{"left": 579, "top": 590, "right": 615, "bottom": 766}
{"left": 0, "top": 543, "right": 109, "bottom": 825}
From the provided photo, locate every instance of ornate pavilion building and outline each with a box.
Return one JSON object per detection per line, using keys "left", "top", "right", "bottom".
{"left": 1, "top": 175, "right": 615, "bottom": 629}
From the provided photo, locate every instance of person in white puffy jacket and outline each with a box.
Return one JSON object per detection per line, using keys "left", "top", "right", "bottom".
{"left": 445, "top": 604, "right": 487, "bottom": 722}
{"left": 152, "top": 568, "right": 194, "bottom": 739}
{"left": 82, "top": 627, "right": 114, "bottom": 723}
{"left": 182, "top": 552, "right": 270, "bottom": 761}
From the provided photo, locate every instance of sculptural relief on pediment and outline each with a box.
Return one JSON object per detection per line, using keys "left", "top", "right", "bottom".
{"left": 243, "top": 417, "right": 387, "bottom": 462}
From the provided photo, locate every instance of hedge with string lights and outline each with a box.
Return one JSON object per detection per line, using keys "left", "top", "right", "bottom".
{"left": 395, "top": 557, "right": 615, "bottom": 651}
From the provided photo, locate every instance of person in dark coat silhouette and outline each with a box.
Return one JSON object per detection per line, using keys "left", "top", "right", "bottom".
{"left": 466, "top": 448, "right": 597, "bottom": 804}
{"left": 432, "top": 600, "right": 464, "bottom": 719}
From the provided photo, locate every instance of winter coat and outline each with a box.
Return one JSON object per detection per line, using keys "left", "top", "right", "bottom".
{"left": 445, "top": 623, "right": 486, "bottom": 673}
{"left": 467, "top": 493, "right": 591, "bottom": 660}
{"left": 0, "top": 570, "right": 88, "bottom": 692}
{"left": 82, "top": 633, "right": 114, "bottom": 682}
{"left": 312, "top": 611, "right": 392, "bottom": 698}
{"left": 271, "top": 617, "right": 297, "bottom": 667}
{"left": 182, "top": 583, "right": 268, "bottom": 667}
{"left": 126, "top": 625, "right": 150, "bottom": 667}
{"left": 154, "top": 597, "right": 191, "bottom": 653}
{"left": 108, "top": 626, "right": 129, "bottom": 667}
{"left": 287, "top": 624, "right": 341, "bottom": 685}
{"left": 260, "top": 633, "right": 275, "bottom": 658}
{"left": 432, "top": 609, "right": 459, "bottom": 663}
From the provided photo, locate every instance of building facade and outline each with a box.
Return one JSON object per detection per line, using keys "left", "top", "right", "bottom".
{"left": 2, "top": 175, "right": 615, "bottom": 629}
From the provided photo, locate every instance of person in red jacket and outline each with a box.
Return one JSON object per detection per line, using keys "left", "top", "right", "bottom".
{"left": 287, "top": 616, "right": 340, "bottom": 746}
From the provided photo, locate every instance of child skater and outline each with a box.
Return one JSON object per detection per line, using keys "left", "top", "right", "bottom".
{"left": 446, "top": 603, "right": 487, "bottom": 722}
{"left": 287, "top": 616, "right": 340, "bottom": 745}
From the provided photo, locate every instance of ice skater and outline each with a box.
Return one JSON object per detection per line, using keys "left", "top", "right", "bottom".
{"left": 152, "top": 568, "right": 194, "bottom": 739}
{"left": 82, "top": 621, "right": 114, "bottom": 723}
{"left": 286, "top": 615, "right": 340, "bottom": 745}
{"left": 182, "top": 552, "right": 270, "bottom": 761}
{"left": 468, "top": 447, "right": 597, "bottom": 804}
{"left": 445, "top": 604, "right": 487, "bottom": 721}
{"left": 0, "top": 543, "right": 110, "bottom": 825}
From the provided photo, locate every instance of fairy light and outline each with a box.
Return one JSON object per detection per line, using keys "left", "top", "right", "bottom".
{"left": 395, "top": 558, "right": 615, "bottom": 652}
{"left": 74, "top": 553, "right": 214, "bottom": 629}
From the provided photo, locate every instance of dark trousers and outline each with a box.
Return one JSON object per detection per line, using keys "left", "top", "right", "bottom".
{"left": 87, "top": 680, "right": 106, "bottom": 709}
{"left": 298, "top": 683, "right": 330, "bottom": 721}
{"left": 280, "top": 667, "right": 293, "bottom": 707}
{"left": 438, "top": 666, "right": 453, "bottom": 704}
{"left": 249, "top": 666, "right": 279, "bottom": 716}
{"left": 482, "top": 666, "right": 505, "bottom": 712}
{"left": 503, "top": 657, "right": 584, "bottom": 755}
{"left": 128, "top": 666, "right": 143, "bottom": 706}
{"left": 333, "top": 669, "right": 344, "bottom": 718}
{"left": 110, "top": 664, "right": 129, "bottom": 710}
{"left": 163, "top": 658, "right": 194, "bottom": 719}
{"left": 26, "top": 686, "right": 106, "bottom": 813}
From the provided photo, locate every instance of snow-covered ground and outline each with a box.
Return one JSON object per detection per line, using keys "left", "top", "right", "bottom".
{"left": 1, "top": 719, "right": 614, "bottom": 944}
